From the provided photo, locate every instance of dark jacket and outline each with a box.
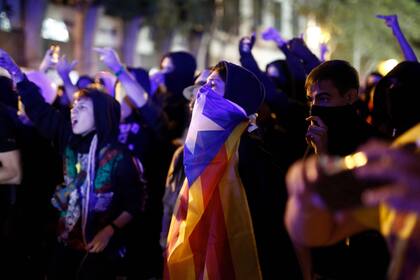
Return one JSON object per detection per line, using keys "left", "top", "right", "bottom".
{"left": 17, "top": 78, "right": 147, "bottom": 251}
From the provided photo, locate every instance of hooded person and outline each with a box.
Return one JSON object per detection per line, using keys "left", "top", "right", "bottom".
{"left": 0, "top": 48, "right": 147, "bottom": 280}
{"left": 265, "top": 59, "right": 292, "bottom": 95}
{"left": 161, "top": 51, "right": 196, "bottom": 97}
{"left": 165, "top": 61, "right": 303, "bottom": 279}
{"left": 372, "top": 61, "right": 420, "bottom": 138}
{"left": 151, "top": 51, "right": 197, "bottom": 141}
{"left": 238, "top": 34, "right": 307, "bottom": 172}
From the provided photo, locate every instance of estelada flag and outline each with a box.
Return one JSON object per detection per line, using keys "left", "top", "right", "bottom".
{"left": 165, "top": 86, "right": 262, "bottom": 279}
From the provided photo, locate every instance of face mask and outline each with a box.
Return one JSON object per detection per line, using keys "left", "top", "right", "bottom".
{"left": 310, "top": 105, "right": 356, "bottom": 128}
{"left": 310, "top": 105, "right": 360, "bottom": 155}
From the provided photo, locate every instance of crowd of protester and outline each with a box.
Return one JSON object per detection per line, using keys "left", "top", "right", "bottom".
{"left": 0, "top": 13, "right": 419, "bottom": 280}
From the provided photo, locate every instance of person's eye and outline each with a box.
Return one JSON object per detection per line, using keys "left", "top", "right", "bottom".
{"left": 316, "top": 95, "right": 329, "bottom": 103}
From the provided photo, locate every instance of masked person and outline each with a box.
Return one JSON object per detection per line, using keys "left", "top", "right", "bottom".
{"left": 303, "top": 60, "right": 389, "bottom": 279}
{"left": 150, "top": 51, "right": 197, "bottom": 142}
{"left": 0, "top": 49, "right": 146, "bottom": 280}
{"left": 238, "top": 33, "right": 309, "bottom": 171}
{"left": 165, "top": 61, "right": 303, "bottom": 279}
{"left": 286, "top": 61, "right": 420, "bottom": 280}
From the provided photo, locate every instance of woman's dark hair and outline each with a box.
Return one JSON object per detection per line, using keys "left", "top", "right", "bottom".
{"left": 74, "top": 88, "right": 121, "bottom": 147}
{"left": 211, "top": 62, "right": 227, "bottom": 82}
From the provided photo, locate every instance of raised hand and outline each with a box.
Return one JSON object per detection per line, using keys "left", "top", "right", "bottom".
{"left": 288, "top": 38, "right": 312, "bottom": 58}
{"left": 376, "top": 14, "right": 399, "bottom": 33}
{"left": 39, "top": 45, "right": 60, "bottom": 73}
{"left": 56, "top": 55, "right": 78, "bottom": 79}
{"left": 320, "top": 42, "right": 329, "bottom": 62}
{"left": 239, "top": 32, "right": 256, "bottom": 55}
{"left": 261, "top": 27, "right": 287, "bottom": 47}
{"left": 149, "top": 69, "right": 165, "bottom": 95}
{"left": 376, "top": 14, "right": 417, "bottom": 61}
{"left": 93, "top": 47, "right": 122, "bottom": 73}
{"left": 0, "top": 48, "right": 24, "bottom": 83}
{"left": 56, "top": 55, "right": 78, "bottom": 102}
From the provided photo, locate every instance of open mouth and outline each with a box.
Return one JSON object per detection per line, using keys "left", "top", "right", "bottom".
{"left": 71, "top": 119, "right": 78, "bottom": 126}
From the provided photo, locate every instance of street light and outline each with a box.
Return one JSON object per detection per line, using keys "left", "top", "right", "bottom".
{"left": 378, "top": 59, "right": 398, "bottom": 76}
{"left": 305, "top": 18, "right": 330, "bottom": 59}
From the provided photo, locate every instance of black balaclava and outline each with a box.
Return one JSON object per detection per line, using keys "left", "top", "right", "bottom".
{"left": 0, "top": 76, "right": 18, "bottom": 109}
{"left": 222, "top": 61, "right": 265, "bottom": 116}
{"left": 72, "top": 89, "right": 121, "bottom": 151}
{"left": 265, "top": 59, "right": 291, "bottom": 93}
{"left": 374, "top": 61, "right": 420, "bottom": 137}
{"left": 127, "top": 66, "right": 151, "bottom": 94}
{"left": 162, "top": 51, "right": 197, "bottom": 96}
{"left": 310, "top": 104, "right": 368, "bottom": 156}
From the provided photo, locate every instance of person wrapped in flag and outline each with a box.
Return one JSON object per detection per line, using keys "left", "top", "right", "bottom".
{"left": 165, "top": 61, "right": 303, "bottom": 279}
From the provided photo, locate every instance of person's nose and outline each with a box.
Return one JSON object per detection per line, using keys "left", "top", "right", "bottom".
{"left": 71, "top": 106, "right": 79, "bottom": 115}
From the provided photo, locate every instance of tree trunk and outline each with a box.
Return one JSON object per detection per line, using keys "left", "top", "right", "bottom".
{"left": 73, "top": 5, "right": 100, "bottom": 75}
{"left": 122, "top": 16, "right": 143, "bottom": 67}
{"left": 188, "top": 29, "right": 204, "bottom": 59}
{"left": 23, "top": 0, "right": 47, "bottom": 69}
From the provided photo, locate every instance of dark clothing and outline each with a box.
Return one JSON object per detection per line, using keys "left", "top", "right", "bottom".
{"left": 239, "top": 50, "right": 308, "bottom": 170}
{"left": 162, "top": 51, "right": 196, "bottom": 99}
{"left": 16, "top": 78, "right": 147, "bottom": 279}
{"left": 13, "top": 119, "right": 63, "bottom": 279}
{"left": 239, "top": 51, "right": 288, "bottom": 113}
{"left": 152, "top": 91, "right": 189, "bottom": 141}
{"left": 118, "top": 103, "right": 171, "bottom": 279}
{"left": 312, "top": 231, "right": 390, "bottom": 280}
{"left": 48, "top": 243, "right": 118, "bottom": 280}
{"left": 239, "top": 130, "right": 303, "bottom": 280}
{"left": 309, "top": 105, "right": 390, "bottom": 280}
{"left": 0, "top": 103, "right": 18, "bottom": 152}
{"left": 310, "top": 104, "right": 384, "bottom": 156}
{"left": 373, "top": 61, "right": 420, "bottom": 137}
{"left": 0, "top": 104, "right": 22, "bottom": 279}
{"left": 154, "top": 51, "right": 196, "bottom": 140}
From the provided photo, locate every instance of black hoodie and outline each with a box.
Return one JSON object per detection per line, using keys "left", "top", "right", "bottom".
{"left": 216, "top": 61, "right": 302, "bottom": 279}
{"left": 222, "top": 61, "right": 265, "bottom": 115}
{"left": 373, "top": 61, "right": 420, "bottom": 137}
{"left": 153, "top": 51, "right": 197, "bottom": 140}
{"left": 162, "top": 51, "right": 196, "bottom": 97}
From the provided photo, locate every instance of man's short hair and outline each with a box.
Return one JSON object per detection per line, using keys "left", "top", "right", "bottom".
{"left": 305, "top": 60, "right": 359, "bottom": 95}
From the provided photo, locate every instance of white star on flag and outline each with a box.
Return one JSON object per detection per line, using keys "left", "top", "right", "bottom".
{"left": 185, "top": 93, "right": 224, "bottom": 154}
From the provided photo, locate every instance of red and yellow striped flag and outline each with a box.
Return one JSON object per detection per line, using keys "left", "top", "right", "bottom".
{"left": 165, "top": 86, "right": 261, "bottom": 280}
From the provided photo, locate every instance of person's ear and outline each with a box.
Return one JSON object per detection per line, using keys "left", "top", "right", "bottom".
{"left": 345, "top": 89, "right": 358, "bottom": 104}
